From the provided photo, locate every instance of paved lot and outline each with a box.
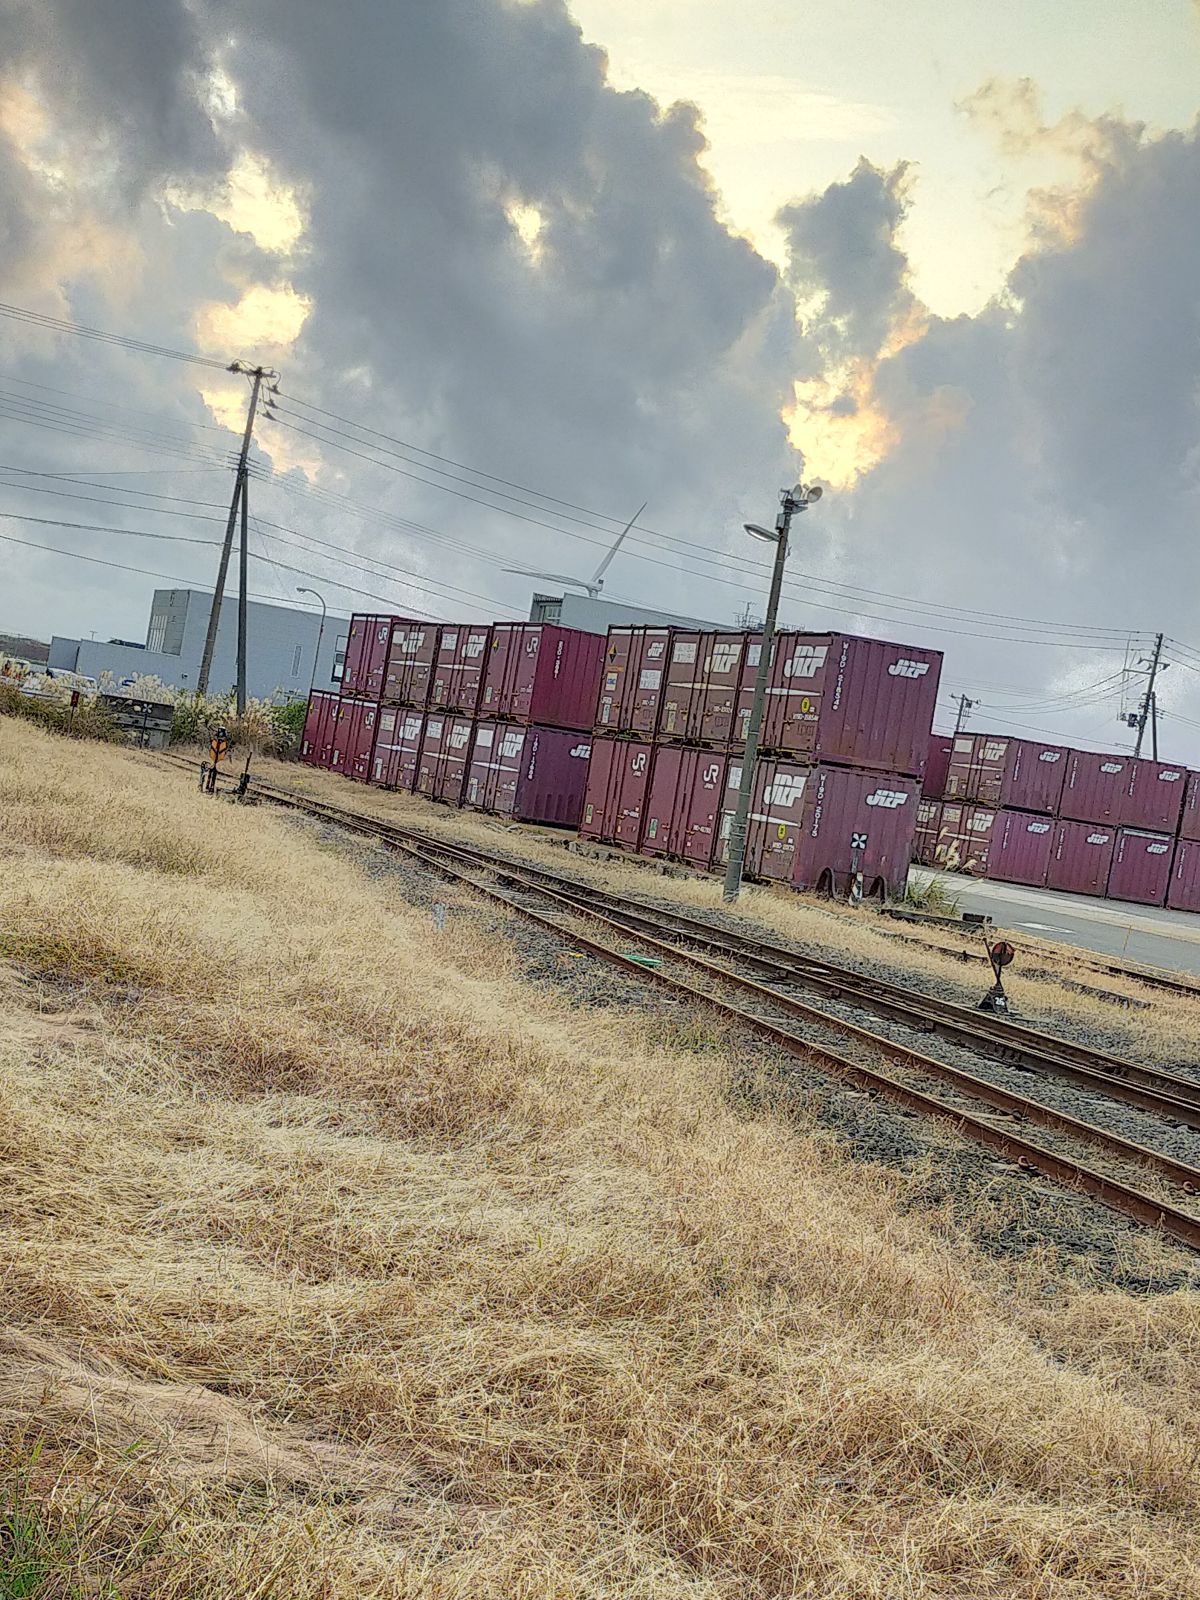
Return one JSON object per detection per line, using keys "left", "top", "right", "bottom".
{"left": 910, "top": 869, "right": 1200, "bottom": 978}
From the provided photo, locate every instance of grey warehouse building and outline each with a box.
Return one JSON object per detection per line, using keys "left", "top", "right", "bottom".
{"left": 50, "top": 588, "right": 351, "bottom": 701}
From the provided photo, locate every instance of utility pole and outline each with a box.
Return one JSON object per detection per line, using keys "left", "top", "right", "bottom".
{"left": 952, "top": 694, "right": 976, "bottom": 736}
{"left": 197, "top": 362, "right": 277, "bottom": 696}
{"left": 237, "top": 465, "right": 249, "bottom": 715}
{"left": 1133, "top": 632, "right": 1165, "bottom": 759}
{"left": 722, "top": 482, "right": 824, "bottom": 905}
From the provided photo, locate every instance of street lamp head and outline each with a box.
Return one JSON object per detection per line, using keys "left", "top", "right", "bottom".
{"left": 744, "top": 523, "right": 779, "bottom": 543}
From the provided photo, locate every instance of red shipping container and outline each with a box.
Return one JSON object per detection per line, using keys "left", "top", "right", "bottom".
{"left": 383, "top": 622, "right": 440, "bottom": 708}
{"left": 923, "top": 735, "right": 953, "bottom": 800}
{"left": 580, "top": 735, "right": 655, "bottom": 848}
{"left": 479, "top": 623, "right": 605, "bottom": 731}
{"left": 985, "top": 810, "right": 1055, "bottom": 887}
{"left": 1167, "top": 838, "right": 1200, "bottom": 912}
{"left": 750, "top": 633, "right": 942, "bottom": 776}
{"left": 640, "top": 745, "right": 730, "bottom": 867}
{"left": 1060, "top": 750, "right": 1132, "bottom": 825}
{"left": 657, "top": 630, "right": 753, "bottom": 745}
{"left": 1046, "top": 820, "right": 1116, "bottom": 897}
{"left": 1124, "top": 759, "right": 1186, "bottom": 832}
{"left": 945, "top": 733, "right": 1068, "bottom": 815}
{"left": 1106, "top": 828, "right": 1173, "bottom": 906}
{"left": 933, "top": 802, "right": 996, "bottom": 876}
{"left": 463, "top": 721, "right": 592, "bottom": 826}
{"left": 370, "top": 706, "right": 426, "bottom": 790}
{"left": 329, "top": 697, "right": 379, "bottom": 781}
{"left": 913, "top": 798, "right": 942, "bottom": 866}
{"left": 429, "top": 623, "right": 492, "bottom": 713}
{"left": 715, "top": 761, "right": 921, "bottom": 897}
{"left": 343, "top": 613, "right": 413, "bottom": 700}
{"left": 299, "top": 690, "right": 339, "bottom": 769}
{"left": 1179, "top": 773, "right": 1200, "bottom": 843}
{"left": 594, "top": 627, "right": 672, "bottom": 735}
{"left": 415, "top": 713, "right": 473, "bottom": 804}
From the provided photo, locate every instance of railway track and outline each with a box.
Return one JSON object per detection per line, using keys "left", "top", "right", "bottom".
{"left": 162, "top": 754, "right": 1200, "bottom": 1253}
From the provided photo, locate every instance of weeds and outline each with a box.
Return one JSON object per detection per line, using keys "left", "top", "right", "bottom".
{"left": 1, "top": 722, "right": 1199, "bottom": 1597}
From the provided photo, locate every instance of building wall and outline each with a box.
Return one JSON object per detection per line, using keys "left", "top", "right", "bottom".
{"left": 534, "top": 592, "right": 718, "bottom": 634}
{"left": 49, "top": 589, "right": 351, "bottom": 700}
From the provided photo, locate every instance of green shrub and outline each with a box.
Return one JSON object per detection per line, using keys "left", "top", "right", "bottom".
{"left": 0, "top": 683, "right": 122, "bottom": 743}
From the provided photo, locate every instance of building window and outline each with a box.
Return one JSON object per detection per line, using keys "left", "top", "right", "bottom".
{"left": 291, "top": 644, "right": 302, "bottom": 677}
{"left": 332, "top": 635, "right": 348, "bottom": 683}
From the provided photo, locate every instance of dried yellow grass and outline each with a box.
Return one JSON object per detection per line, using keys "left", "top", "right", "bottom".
{"left": 2, "top": 721, "right": 1200, "bottom": 1597}
{"left": 247, "top": 753, "right": 1200, "bottom": 1067}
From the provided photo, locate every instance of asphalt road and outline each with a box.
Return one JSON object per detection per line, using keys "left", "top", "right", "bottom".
{"left": 909, "top": 868, "right": 1200, "bottom": 978}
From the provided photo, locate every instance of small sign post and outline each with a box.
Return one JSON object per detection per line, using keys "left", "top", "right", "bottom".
{"left": 848, "top": 832, "right": 868, "bottom": 907}
{"left": 979, "top": 938, "right": 1015, "bottom": 1014}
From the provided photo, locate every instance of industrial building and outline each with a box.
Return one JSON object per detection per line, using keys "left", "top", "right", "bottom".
{"left": 49, "top": 588, "right": 351, "bottom": 701}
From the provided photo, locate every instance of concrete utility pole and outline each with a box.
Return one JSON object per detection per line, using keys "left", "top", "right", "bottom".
{"left": 197, "top": 362, "right": 277, "bottom": 697}
{"left": 952, "top": 694, "right": 976, "bottom": 736}
{"left": 237, "top": 466, "right": 249, "bottom": 716}
{"left": 722, "top": 482, "right": 824, "bottom": 905}
{"left": 1133, "top": 632, "right": 1165, "bottom": 760}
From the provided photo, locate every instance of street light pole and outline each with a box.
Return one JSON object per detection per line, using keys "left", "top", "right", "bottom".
{"left": 297, "top": 587, "right": 328, "bottom": 703}
{"left": 722, "top": 482, "right": 823, "bottom": 905}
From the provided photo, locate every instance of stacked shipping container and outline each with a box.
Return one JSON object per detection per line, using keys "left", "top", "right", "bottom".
{"left": 580, "top": 625, "right": 943, "bottom": 896}
{"left": 301, "top": 613, "right": 603, "bottom": 828}
{"left": 930, "top": 725, "right": 1193, "bottom": 909}
{"left": 298, "top": 610, "right": 1200, "bottom": 916}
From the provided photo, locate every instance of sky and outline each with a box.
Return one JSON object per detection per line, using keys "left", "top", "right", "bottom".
{"left": 1, "top": 0, "right": 1199, "bottom": 755}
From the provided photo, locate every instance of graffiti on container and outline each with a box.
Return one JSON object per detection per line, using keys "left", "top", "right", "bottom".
{"left": 887, "top": 658, "right": 930, "bottom": 678}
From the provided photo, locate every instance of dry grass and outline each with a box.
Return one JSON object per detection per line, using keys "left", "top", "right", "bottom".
{"left": 246, "top": 754, "right": 1200, "bottom": 1067}
{"left": 2, "top": 721, "right": 1200, "bottom": 1597}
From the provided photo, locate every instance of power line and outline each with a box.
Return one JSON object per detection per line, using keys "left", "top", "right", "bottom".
{"left": 272, "top": 394, "right": 1145, "bottom": 641}
{"left": 0, "top": 298, "right": 229, "bottom": 371}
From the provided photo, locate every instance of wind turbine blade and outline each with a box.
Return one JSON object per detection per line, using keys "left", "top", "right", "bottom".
{"left": 591, "top": 501, "right": 647, "bottom": 587}
{"left": 504, "top": 567, "right": 593, "bottom": 590}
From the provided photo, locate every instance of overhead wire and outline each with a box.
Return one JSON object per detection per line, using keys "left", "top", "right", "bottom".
{"left": 0, "top": 299, "right": 229, "bottom": 371}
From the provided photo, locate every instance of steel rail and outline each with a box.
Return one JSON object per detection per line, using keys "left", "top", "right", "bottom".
{"left": 175, "top": 761, "right": 1200, "bottom": 1251}
{"left": 243, "top": 774, "right": 1200, "bottom": 1122}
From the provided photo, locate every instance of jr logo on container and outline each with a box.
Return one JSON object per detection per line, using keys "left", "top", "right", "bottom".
{"left": 865, "top": 789, "right": 910, "bottom": 808}
{"left": 887, "top": 659, "right": 930, "bottom": 679}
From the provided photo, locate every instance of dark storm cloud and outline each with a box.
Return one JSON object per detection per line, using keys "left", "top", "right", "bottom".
{"left": 0, "top": 0, "right": 224, "bottom": 194}
{"left": 777, "top": 157, "right": 916, "bottom": 363}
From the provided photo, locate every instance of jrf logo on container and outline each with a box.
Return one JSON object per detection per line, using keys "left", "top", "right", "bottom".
{"left": 865, "top": 788, "right": 910, "bottom": 809}
{"left": 887, "top": 658, "right": 929, "bottom": 678}
{"left": 764, "top": 773, "right": 806, "bottom": 811}
{"left": 781, "top": 645, "right": 828, "bottom": 679}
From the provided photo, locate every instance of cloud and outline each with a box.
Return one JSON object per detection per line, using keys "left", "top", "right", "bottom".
{"left": 778, "top": 157, "right": 918, "bottom": 364}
